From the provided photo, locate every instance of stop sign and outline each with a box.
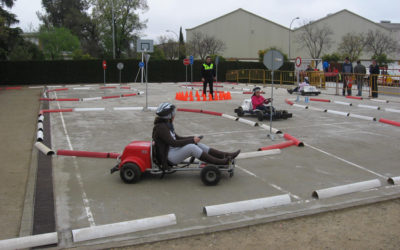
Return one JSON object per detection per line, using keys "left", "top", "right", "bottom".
{"left": 102, "top": 60, "right": 107, "bottom": 70}
{"left": 183, "top": 58, "right": 190, "bottom": 65}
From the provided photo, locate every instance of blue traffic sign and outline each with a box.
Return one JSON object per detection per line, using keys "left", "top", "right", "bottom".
{"left": 189, "top": 55, "right": 194, "bottom": 65}
{"left": 139, "top": 62, "right": 145, "bottom": 68}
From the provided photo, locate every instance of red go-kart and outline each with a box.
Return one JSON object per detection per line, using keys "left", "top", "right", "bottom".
{"left": 110, "top": 141, "right": 235, "bottom": 186}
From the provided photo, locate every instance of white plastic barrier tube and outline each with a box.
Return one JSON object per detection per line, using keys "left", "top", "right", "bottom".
{"left": 348, "top": 113, "right": 376, "bottom": 121}
{"left": 326, "top": 110, "right": 349, "bottom": 116}
{"left": 37, "top": 122, "right": 43, "bottom": 131}
{"left": 259, "top": 124, "right": 281, "bottom": 134}
{"left": 387, "top": 176, "right": 400, "bottom": 185}
{"left": 334, "top": 101, "right": 352, "bottom": 106}
{"left": 73, "top": 87, "right": 91, "bottom": 90}
{"left": 105, "top": 83, "right": 120, "bottom": 86}
{"left": 138, "top": 91, "right": 145, "bottom": 95}
{"left": 292, "top": 104, "right": 308, "bottom": 109}
{"left": 312, "top": 179, "right": 381, "bottom": 199}
{"left": 308, "top": 106, "right": 327, "bottom": 112}
{"left": 74, "top": 108, "right": 105, "bottom": 112}
{"left": 203, "top": 194, "right": 291, "bottom": 216}
{"left": 38, "top": 115, "right": 44, "bottom": 122}
{"left": 82, "top": 97, "right": 102, "bottom": 101}
{"left": 37, "top": 130, "right": 44, "bottom": 141}
{"left": 35, "top": 142, "right": 55, "bottom": 155}
{"left": 113, "top": 107, "right": 144, "bottom": 111}
{"left": 235, "top": 149, "right": 281, "bottom": 159}
{"left": 370, "top": 99, "right": 388, "bottom": 103}
{"left": 147, "top": 106, "right": 158, "bottom": 111}
{"left": 0, "top": 232, "right": 58, "bottom": 250}
{"left": 222, "top": 114, "right": 238, "bottom": 121}
{"left": 385, "top": 108, "right": 400, "bottom": 114}
{"left": 357, "top": 104, "right": 380, "bottom": 110}
{"left": 72, "top": 214, "right": 177, "bottom": 243}
{"left": 237, "top": 118, "right": 258, "bottom": 127}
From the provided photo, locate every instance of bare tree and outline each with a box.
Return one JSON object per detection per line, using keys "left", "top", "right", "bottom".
{"left": 364, "top": 29, "right": 398, "bottom": 57}
{"left": 187, "top": 31, "right": 225, "bottom": 60}
{"left": 338, "top": 33, "right": 365, "bottom": 62}
{"left": 297, "top": 21, "right": 334, "bottom": 64}
{"left": 157, "top": 35, "right": 177, "bottom": 60}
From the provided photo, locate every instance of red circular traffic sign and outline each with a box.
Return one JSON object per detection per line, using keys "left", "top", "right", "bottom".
{"left": 102, "top": 60, "right": 107, "bottom": 70}
{"left": 183, "top": 58, "right": 190, "bottom": 65}
{"left": 295, "top": 57, "right": 302, "bottom": 68}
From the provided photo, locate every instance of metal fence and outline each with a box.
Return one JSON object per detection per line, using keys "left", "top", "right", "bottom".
{"left": 226, "top": 69, "right": 400, "bottom": 96}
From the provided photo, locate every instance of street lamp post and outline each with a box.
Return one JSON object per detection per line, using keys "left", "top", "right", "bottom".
{"left": 289, "top": 17, "right": 299, "bottom": 60}
{"left": 166, "top": 29, "right": 179, "bottom": 59}
{"left": 111, "top": 0, "right": 116, "bottom": 59}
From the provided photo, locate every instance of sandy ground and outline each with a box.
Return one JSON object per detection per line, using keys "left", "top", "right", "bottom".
{"left": 0, "top": 87, "right": 400, "bottom": 249}
{"left": 124, "top": 198, "right": 400, "bottom": 249}
{"left": 0, "top": 88, "right": 41, "bottom": 240}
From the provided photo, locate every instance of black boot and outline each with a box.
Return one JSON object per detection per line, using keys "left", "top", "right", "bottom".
{"left": 209, "top": 148, "right": 241, "bottom": 159}
{"left": 199, "top": 152, "right": 230, "bottom": 165}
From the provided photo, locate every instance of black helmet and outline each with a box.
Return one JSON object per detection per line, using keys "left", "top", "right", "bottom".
{"left": 156, "top": 102, "right": 176, "bottom": 119}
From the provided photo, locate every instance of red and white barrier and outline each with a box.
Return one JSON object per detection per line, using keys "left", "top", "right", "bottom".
{"left": 312, "top": 179, "right": 381, "bottom": 199}
{"left": 334, "top": 101, "right": 352, "bottom": 106}
{"left": 237, "top": 118, "right": 258, "bottom": 127}
{"left": 384, "top": 108, "right": 400, "bottom": 114}
{"left": 293, "top": 103, "right": 308, "bottom": 109}
{"left": 72, "top": 214, "right": 177, "bottom": 243}
{"left": 203, "top": 194, "right": 291, "bottom": 216}
{"left": 113, "top": 107, "right": 144, "bottom": 111}
{"left": 310, "top": 98, "right": 330, "bottom": 102}
{"left": 57, "top": 150, "right": 120, "bottom": 159}
{"left": 236, "top": 149, "right": 281, "bottom": 159}
{"left": 283, "top": 133, "right": 304, "bottom": 147}
{"left": 349, "top": 113, "right": 376, "bottom": 121}
{"left": 74, "top": 108, "right": 105, "bottom": 112}
{"left": 326, "top": 110, "right": 349, "bottom": 116}
{"left": 379, "top": 118, "right": 400, "bottom": 127}
{"left": 258, "top": 124, "right": 281, "bottom": 134}
{"left": 0, "top": 232, "right": 58, "bottom": 250}
{"left": 346, "top": 96, "right": 363, "bottom": 100}
{"left": 388, "top": 176, "right": 400, "bottom": 185}
{"left": 258, "top": 141, "right": 296, "bottom": 151}
{"left": 35, "top": 142, "right": 55, "bottom": 155}
{"left": 357, "top": 104, "right": 380, "bottom": 110}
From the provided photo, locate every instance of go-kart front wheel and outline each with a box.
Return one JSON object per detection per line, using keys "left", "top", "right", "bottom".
{"left": 120, "top": 163, "right": 142, "bottom": 184}
{"left": 255, "top": 110, "right": 264, "bottom": 121}
{"left": 236, "top": 107, "right": 244, "bottom": 117}
{"left": 201, "top": 165, "right": 221, "bottom": 186}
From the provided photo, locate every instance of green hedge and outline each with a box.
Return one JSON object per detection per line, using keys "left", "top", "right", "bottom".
{"left": 0, "top": 59, "right": 294, "bottom": 85}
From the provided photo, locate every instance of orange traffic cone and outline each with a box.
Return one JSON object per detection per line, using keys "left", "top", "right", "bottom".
{"left": 219, "top": 91, "right": 223, "bottom": 100}
{"left": 227, "top": 91, "right": 232, "bottom": 100}
{"left": 202, "top": 94, "right": 207, "bottom": 101}
{"left": 214, "top": 91, "right": 219, "bottom": 101}
{"left": 189, "top": 94, "right": 194, "bottom": 101}
{"left": 196, "top": 95, "right": 201, "bottom": 101}
{"left": 195, "top": 90, "right": 200, "bottom": 98}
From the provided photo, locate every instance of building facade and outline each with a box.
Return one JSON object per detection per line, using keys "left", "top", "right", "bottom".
{"left": 186, "top": 8, "right": 399, "bottom": 61}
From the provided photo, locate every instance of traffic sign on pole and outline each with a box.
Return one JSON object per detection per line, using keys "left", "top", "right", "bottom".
{"left": 102, "top": 60, "right": 107, "bottom": 70}
{"left": 183, "top": 58, "right": 190, "bottom": 65}
{"left": 295, "top": 57, "right": 302, "bottom": 68}
{"left": 189, "top": 55, "right": 194, "bottom": 65}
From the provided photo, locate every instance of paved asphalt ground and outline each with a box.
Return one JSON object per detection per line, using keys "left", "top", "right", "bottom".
{"left": 0, "top": 83, "right": 399, "bottom": 249}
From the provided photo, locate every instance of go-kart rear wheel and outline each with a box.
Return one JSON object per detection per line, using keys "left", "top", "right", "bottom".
{"left": 255, "top": 110, "right": 264, "bottom": 121}
{"left": 120, "top": 163, "right": 142, "bottom": 184}
{"left": 201, "top": 165, "right": 221, "bottom": 186}
{"left": 236, "top": 107, "right": 244, "bottom": 117}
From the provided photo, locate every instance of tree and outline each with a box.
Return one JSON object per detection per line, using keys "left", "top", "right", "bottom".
{"left": 38, "top": 0, "right": 102, "bottom": 57}
{"left": 187, "top": 31, "right": 226, "bottom": 60}
{"left": 364, "top": 29, "right": 398, "bottom": 58}
{"left": 296, "top": 21, "right": 334, "bottom": 65}
{"left": 8, "top": 40, "right": 44, "bottom": 60}
{"left": 338, "top": 33, "right": 365, "bottom": 62}
{"left": 90, "top": 0, "right": 148, "bottom": 58}
{"left": 157, "top": 35, "right": 176, "bottom": 60}
{"left": 178, "top": 26, "right": 186, "bottom": 59}
{"left": 39, "top": 27, "right": 80, "bottom": 60}
{"left": 150, "top": 45, "right": 166, "bottom": 60}
{"left": 0, "top": 0, "right": 20, "bottom": 59}
{"left": 321, "top": 53, "right": 341, "bottom": 63}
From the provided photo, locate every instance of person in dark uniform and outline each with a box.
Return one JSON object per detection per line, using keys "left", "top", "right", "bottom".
{"left": 342, "top": 57, "right": 353, "bottom": 96}
{"left": 201, "top": 56, "right": 216, "bottom": 98}
{"left": 369, "top": 59, "right": 380, "bottom": 98}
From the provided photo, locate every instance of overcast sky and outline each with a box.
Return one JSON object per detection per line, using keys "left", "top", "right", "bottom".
{"left": 10, "top": 0, "right": 400, "bottom": 41}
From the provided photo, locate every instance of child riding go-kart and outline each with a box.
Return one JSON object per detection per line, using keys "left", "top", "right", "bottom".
{"left": 287, "top": 77, "right": 321, "bottom": 96}
{"left": 110, "top": 103, "right": 239, "bottom": 186}
{"left": 234, "top": 87, "right": 292, "bottom": 121}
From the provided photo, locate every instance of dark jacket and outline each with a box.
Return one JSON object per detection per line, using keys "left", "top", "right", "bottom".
{"left": 152, "top": 118, "right": 194, "bottom": 169}
{"left": 342, "top": 62, "right": 353, "bottom": 74}
{"left": 201, "top": 62, "right": 216, "bottom": 79}
{"left": 369, "top": 64, "right": 380, "bottom": 75}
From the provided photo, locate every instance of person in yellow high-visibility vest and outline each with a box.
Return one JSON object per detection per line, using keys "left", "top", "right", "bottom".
{"left": 201, "top": 56, "right": 216, "bottom": 98}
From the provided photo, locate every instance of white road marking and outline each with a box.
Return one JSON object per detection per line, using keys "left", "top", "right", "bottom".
{"left": 236, "top": 165, "right": 301, "bottom": 200}
{"left": 54, "top": 93, "right": 96, "bottom": 227}
{"left": 305, "top": 143, "right": 387, "bottom": 179}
